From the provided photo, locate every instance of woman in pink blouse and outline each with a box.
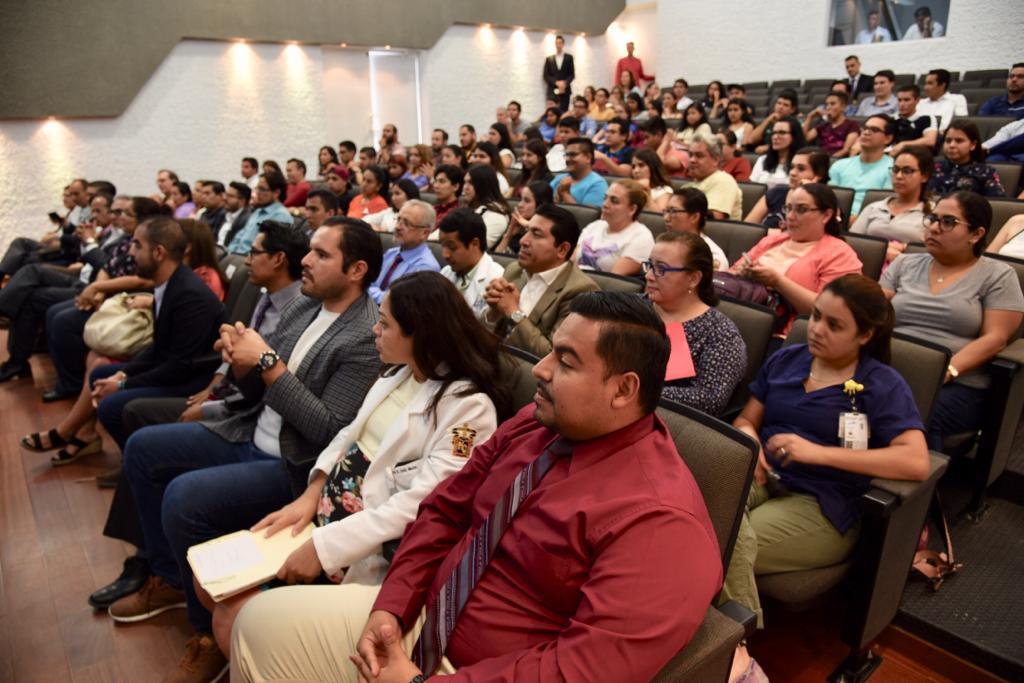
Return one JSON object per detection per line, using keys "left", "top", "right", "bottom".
{"left": 730, "top": 183, "right": 862, "bottom": 338}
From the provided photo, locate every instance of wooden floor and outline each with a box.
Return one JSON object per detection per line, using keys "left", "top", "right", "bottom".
{"left": 0, "top": 343, "right": 1006, "bottom": 682}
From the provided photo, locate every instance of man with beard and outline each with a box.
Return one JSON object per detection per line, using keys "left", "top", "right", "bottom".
{"left": 95, "top": 217, "right": 382, "bottom": 683}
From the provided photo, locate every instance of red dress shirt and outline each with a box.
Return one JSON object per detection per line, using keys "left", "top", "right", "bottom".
{"left": 284, "top": 181, "right": 311, "bottom": 207}
{"left": 615, "top": 56, "right": 655, "bottom": 87}
{"left": 374, "top": 405, "right": 722, "bottom": 682}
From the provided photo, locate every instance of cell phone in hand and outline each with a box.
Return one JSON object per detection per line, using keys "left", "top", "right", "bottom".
{"left": 48, "top": 212, "right": 62, "bottom": 224}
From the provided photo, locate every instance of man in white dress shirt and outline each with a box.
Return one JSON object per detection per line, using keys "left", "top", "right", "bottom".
{"left": 437, "top": 208, "right": 505, "bottom": 315}
{"left": 855, "top": 10, "right": 892, "bottom": 44}
{"left": 903, "top": 6, "right": 944, "bottom": 40}
{"left": 916, "top": 68, "right": 968, "bottom": 132}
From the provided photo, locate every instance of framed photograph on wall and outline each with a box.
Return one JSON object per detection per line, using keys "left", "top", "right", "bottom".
{"left": 829, "top": 0, "right": 951, "bottom": 46}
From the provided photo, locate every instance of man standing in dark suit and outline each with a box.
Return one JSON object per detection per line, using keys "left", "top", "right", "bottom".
{"left": 543, "top": 34, "right": 575, "bottom": 111}
{"left": 94, "top": 217, "right": 383, "bottom": 683}
{"left": 844, "top": 55, "right": 874, "bottom": 103}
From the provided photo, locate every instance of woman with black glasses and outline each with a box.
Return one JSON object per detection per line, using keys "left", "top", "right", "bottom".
{"left": 881, "top": 191, "right": 1024, "bottom": 450}
{"left": 645, "top": 231, "right": 746, "bottom": 417}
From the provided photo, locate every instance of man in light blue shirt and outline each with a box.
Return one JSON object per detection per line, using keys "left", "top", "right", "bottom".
{"left": 227, "top": 171, "right": 293, "bottom": 255}
{"left": 829, "top": 114, "right": 895, "bottom": 215}
{"left": 550, "top": 137, "right": 609, "bottom": 208}
{"left": 856, "top": 70, "right": 898, "bottom": 118}
{"left": 368, "top": 199, "right": 440, "bottom": 304}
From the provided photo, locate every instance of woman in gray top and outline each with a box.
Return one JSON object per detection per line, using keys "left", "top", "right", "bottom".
{"left": 850, "top": 147, "right": 933, "bottom": 266}
{"left": 881, "top": 191, "right": 1024, "bottom": 450}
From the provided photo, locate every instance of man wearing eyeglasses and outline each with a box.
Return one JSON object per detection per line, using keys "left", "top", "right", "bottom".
{"left": 227, "top": 170, "right": 294, "bottom": 255}
{"left": 368, "top": 199, "right": 440, "bottom": 304}
{"left": 829, "top": 114, "right": 895, "bottom": 215}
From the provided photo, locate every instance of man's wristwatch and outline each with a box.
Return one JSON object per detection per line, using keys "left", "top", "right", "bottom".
{"left": 509, "top": 309, "right": 526, "bottom": 325}
{"left": 946, "top": 363, "right": 959, "bottom": 381}
{"left": 257, "top": 350, "right": 281, "bottom": 373}
{"left": 409, "top": 676, "right": 426, "bottom": 683}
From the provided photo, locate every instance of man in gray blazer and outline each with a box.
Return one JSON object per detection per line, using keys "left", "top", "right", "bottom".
{"left": 482, "top": 204, "right": 598, "bottom": 357}
{"left": 93, "top": 217, "right": 383, "bottom": 683}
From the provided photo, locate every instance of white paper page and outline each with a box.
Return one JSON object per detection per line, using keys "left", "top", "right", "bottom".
{"left": 191, "top": 533, "right": 264, "bottom": 582}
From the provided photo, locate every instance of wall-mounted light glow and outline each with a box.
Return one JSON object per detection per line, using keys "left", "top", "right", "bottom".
{"left": 477, "top": 24, "right": 495, "bottom": 49}
{"left": 340, "top": 42, "right": 347, "bottom": 47}
{"left": 384, "top": 44, "right": 391, "bottom": 50}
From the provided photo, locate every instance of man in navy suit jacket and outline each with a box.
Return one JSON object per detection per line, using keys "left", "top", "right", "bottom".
{"left": 543, "top": 34, "right": 575, "bottom": 111}
{"left": 90, "top": 215, "right": 225, "bottom": 449}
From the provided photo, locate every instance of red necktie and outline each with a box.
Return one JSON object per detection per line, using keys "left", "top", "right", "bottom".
{"left": 412, "top": 437, "right": 572, "bottom": 674}
{"left": 379, "top": 253, "right": 403, "bottom": 290}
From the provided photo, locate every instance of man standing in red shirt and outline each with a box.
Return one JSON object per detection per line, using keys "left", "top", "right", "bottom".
{"left": 614, "top": 41, "right": 655, "bottom": 90}
{"left": 231, "top": 292, "right": 723, "bottom": 683}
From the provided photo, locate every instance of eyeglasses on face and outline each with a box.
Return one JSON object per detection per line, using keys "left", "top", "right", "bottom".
{"left": 783, "top": 204, "right": 821, "bottom": 216}
{"left": 892, "top": 166, "right": 920, "bottom": 176}
{"left": 862, "top": 125, "right": 886, "bottom": 134}
{"left": 663, "top": 207, "right": 694, "bottom": 217}
{"left": 641, "top": 260, "right": 693, "bottom": 278}
{"left": 396, "top": 217, "right": 430, "bottom": 230}
{"left": 924, "top": 213, "right": 971, "bottom": 231}
{"left": 248, "top": 247, "right": 276, "bottom": 256}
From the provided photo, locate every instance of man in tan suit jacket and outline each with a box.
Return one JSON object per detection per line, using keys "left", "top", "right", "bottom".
{"left": 482, "top": 204, "right": 598, "bottom": 357}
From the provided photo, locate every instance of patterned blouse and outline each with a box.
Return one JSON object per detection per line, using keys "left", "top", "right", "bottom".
{"left": 929, "top": 160, "right": 1005, "bottom": 198}
{"left": 102, "top": 237, "right": 137, "bottom": 278}
{"left": 661, "top": 306, "right": 748, "bottom": 417}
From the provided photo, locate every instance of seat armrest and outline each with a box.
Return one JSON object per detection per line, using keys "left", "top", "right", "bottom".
{"left": 718, "top": 599, "right": 757, "bottom": 637}
{"left": 994, "top": 338, "right": 1024, "bottom": 371}
{"left": 863, "top": 452, "right": 948, "bottom": 517}
{"left": 651, "top": 606, "right": 745, "bottom": 683}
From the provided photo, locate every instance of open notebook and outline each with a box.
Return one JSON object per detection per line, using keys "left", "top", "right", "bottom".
{"left": 187, "top": 524, "right": 314, "bottom": 601}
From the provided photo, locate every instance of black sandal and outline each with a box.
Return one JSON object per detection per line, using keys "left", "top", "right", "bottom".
{"left": 50, "top": 437, "right": 102, "bottom": 466}
{"left": 20, "top": 428, "right": 68, "bottom": 453}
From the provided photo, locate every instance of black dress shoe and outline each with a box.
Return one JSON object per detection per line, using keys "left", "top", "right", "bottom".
{"left": 89, "top": 556, "right": 152, "bottom": 610}
{"left": 42, "top": 389, "right": 76, "bottom": 403}
{"left": 0, "top": 362, "right": 31, "bottom": 383}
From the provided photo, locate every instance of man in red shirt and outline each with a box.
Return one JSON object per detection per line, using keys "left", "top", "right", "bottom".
{"left": 614, "top": 41, "right": 655, "bottom": 89}
{"left": 231, "top": 292, "right": 723, "bottom": 683}
{"left": 283, "top": 158, "right": 312, "bottom": 208}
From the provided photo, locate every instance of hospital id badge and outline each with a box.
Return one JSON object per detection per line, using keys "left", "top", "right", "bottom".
{"left": 839, "top": 412, "right": 869, "bottom": 450}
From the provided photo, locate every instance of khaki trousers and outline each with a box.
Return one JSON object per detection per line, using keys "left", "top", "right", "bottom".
{"left": 719, "top": 482, "right": 860, "bottom": 626}
{"left": 231, "top": 583, "right": 455, "bottom": 682}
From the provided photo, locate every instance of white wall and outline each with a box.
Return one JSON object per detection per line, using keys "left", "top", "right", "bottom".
{"left": 0, "top": 39, "right": 330, "bottom": 251}
{"left": 655, "top": 0, "right": 1024, "bottom": 86}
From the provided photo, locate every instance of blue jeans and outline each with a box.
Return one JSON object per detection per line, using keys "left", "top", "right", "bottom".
{"left": 926, "top": 382, "right": 987, "bottom": 452}
{"left": 123, "top": 422, "right": 293, "bottom": 634}
{"left": 91, "top": 363, "right": 209, "bottom": 450}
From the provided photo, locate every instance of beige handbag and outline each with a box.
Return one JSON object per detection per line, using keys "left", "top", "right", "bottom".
{"left": 83, "top": 292, "right": 154, "bottom": 358}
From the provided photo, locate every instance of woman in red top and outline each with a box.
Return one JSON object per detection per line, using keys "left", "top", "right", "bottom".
{"left": 347, "top": 166, "right": 390, "bottom": 219}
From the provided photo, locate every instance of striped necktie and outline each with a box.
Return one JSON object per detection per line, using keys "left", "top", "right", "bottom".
{"left": 412, "top": 437, "right": 572, "bottom": 674}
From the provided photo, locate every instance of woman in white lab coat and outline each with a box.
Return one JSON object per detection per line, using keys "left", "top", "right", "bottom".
{"left": 198, "top": 271, "right": 512, "bottom": 653}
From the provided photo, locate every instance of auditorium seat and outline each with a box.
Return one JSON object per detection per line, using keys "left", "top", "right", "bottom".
{"left": 636, "top": 210, "right": 666, "bottom": 239}
{"left": 491, "top": 251, "right": 516, "bottom": 270}
{"left": 860, "top": 189, "right": 895, "bottom": 209}
{"left": 379, "top": 232, "right": 394, "bottom": 251}
{"left": 556, "top": 203, "right": 601, "bottom": 231}
{"left": 738, "top": 182, "right": 767, "bottom": 218}
{"left": 704, "top": 220, "right": 768, "bottom": 267}
{"left": 505, "top": 168, "right": 522, "bottom": 186}
{"left": 742, "top": 81, "right": 769, "bottom": 90}
{"left": 584, "top": 270, "right": 643, "bottom": 294}
{"left": 426, "top": 240, "right": 444, "bottom": 264}
{"left": 951, "top": 115, "right": 1015, "bottom": 143}
{"left": 716, "top": 297, "right": 775, "bottom": 419}
{"left": 918, "top": 71, "right": 960, "bottom": 84}
{"left": 893, "top": 73, "right": 916, "bottom": 86}
{"left": 771, "top": 320, "right": 951, "bottom": 680}
{"left": 829, "top": 186, "right": 855, "bottom": 228}
{"left": 960, "top": 88, "right": 1007, "bottom": 106}
{"left": 420, "top": 192, "right": 437, "bottom": 205}
{"left": 989, "top": 198, "right": 1024, "bottom": 238}
{"left": 962, "top": 69, "right": 1009, "bottom": 86}
{"left": 770, "top": 79, "right": 801, "bottom": 90}
{"left": 845, "top": 233, "right": 888, "bottom": 280}
{"left": 991, "top": 163, "right": 1023, "bottom": 196}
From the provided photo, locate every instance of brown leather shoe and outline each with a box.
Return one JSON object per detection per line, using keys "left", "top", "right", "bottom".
{"left": 108, "top": 575, "right": 185, "bottom": 623}
{"left": 163, "top": 634, "right": 228, "bottom": 683}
